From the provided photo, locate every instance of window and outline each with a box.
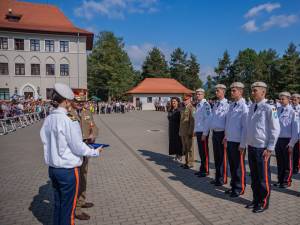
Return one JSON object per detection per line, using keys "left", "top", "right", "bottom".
{"left": 0, "top": 37, "right": 8, "bottom": 50}
{"left": 14, "top": 38, "right": 24, "bottom": 50}
{"left": 0, "top": 63, "right": 8, "bottom": 75}
{"left": 31, "top": 64, "right": 40, "bottom": 75}
{"left": 60, "top": 41, "right": 69, "bottom": 52}
{"left": 0, "top": 88, "right": 10, "bottom": 100}
{"left": 15, "top": 63, "right": 25, "bottom": 75}
{"left": 60, "top": 64, "right": 69, "bottom": 76}
{"left": 45, "top": 40, "right": 54, "bottom": 52}
{"left": 30, "top": 39, "right": 40, "bottom": 51}
{"left": 147, "top": 97, "right": 152, "bottom": 103}
{"left": 46, "top": 64, "right": 55, "bottom": 75}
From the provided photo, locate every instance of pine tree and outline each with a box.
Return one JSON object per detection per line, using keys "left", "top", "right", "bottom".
{"left": 185, "top": 54, "right": 202, "bottom": 90}
{"left": 170, "top": 48, "right": 187, "bottom": 85}
{"left": 141, "top": 47, "right": 169, "bottom": 79}
{"left": 214, "top": 50, "right": 231, "bottom": 87}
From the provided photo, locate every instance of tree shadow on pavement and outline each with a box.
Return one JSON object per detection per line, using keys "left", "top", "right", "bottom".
{"left": 138, "top": 149, "right": 252, "bottom": 206}
{"left": 29, "top": 181, "right": 53, "bottom": 225}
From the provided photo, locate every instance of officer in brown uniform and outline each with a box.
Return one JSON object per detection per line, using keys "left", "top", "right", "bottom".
{"left": 179, "top": 94, "right": 195, "bottom": 169}
{"left": 69, "top": 97, "right": 99, "bottom": 220}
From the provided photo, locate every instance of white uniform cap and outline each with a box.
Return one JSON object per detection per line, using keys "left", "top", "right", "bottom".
{"left": 279, "top": 91, "right": 291, "bottom": 98}
{"left": 215, "top": 84, "right": 226, "bottom": 89}
{"left": 251, "top": 81, "right": 267, "bottom": 89}
{"left": 230, "top": 82, "right": 244, "bottom": 89}
{"left": 54, "top": 83, "right": 74, "bottom": 100}
{"left": 196, "top": 88, "right": 205, "bottom": 93}
{"left": 291, "top": 93, "right": 300, "bottom": 98}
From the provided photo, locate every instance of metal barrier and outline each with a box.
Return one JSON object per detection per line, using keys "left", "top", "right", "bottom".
{"left": 0, "top": 112, "right": 43, "bottom": 136}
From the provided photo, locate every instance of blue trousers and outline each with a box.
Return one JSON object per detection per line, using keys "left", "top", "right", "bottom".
{"left": 49, "top": 167, "right": 79, "bottom": 225}
{"left": 212, "top": 131, "right": 227, "bottom": 184}
{"left": 227, "top": 141, "right": 246, "bottom": 194}
{"left": 248, "top": 146, "right": 271, "bottom": 208}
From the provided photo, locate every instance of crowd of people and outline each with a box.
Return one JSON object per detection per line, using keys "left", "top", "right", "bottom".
{"left": 167, "top": 81, "right": 300, "bottom": 213}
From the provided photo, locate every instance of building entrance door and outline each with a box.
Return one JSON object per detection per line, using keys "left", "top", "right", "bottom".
{"left": 22, "top": 85, "right": 35, "bottom": 99}
{"left": 24, "top": 92, "right": 34, "bottom": 99}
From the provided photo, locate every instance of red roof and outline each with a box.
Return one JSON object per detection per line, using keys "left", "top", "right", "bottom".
{"left": 0, "top": 0, "right": 93, "bottom": 50}
{"left": 127, "top": 78, "right": 194, "bottom": 94}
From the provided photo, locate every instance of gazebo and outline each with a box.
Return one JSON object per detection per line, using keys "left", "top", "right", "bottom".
{"left": 126, "top": 78, "right": 194, "bottom": 110}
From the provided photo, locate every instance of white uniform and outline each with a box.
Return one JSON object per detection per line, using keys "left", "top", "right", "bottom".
{"left": 292, "top": 104, "right": 300, "bottom": 113}
{"left": 225, "top": 98, "right": 248, "bottom": 148}
{"left": 194, "top": 99, "right": 211, "bottom": 135}
{"left": 277, "top": 105, "right": 294, "bottom": 139}
{"left": 246, "top": 99, "right": 280, "bottom": 150}
{"left": 40, "top": 107, "right": 99, "bottom": 168}
{"left": 289, "top": 112, "right": 300, "bottom": 147}
{"left": 208, "top": 98, "right": 229, "bottom": 131}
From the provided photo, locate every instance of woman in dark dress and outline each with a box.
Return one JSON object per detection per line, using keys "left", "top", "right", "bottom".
{"left": 167, "top": 97, "right": 183, "bottom": 161}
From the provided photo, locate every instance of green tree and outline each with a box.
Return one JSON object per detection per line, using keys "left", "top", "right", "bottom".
{"left": 87, "top": 31, "right": 136, "bottom": 100}
{"left": 205, "top": 75, "right": 215, "bottom": 99}
{"left": 185, "top": 54, "right": 202, "bottom": 90}
{"left": 170, "top": 48, "right": 187, "bottom": 85}
{"left": 214, "top": 50, "right": 232, "bottom": 87}
{"left": 141, "top": 47, "right": 169, "bottom": 79}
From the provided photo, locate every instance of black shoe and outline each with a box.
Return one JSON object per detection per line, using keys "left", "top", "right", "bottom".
{"left": 75, "top": 212, "right": 91, "bottom": 220}
{"left": 183, "top": 165, "right": 192, "bottom": 169}
{"left": 279, "top": 183, "right": 288, "bottom": 188}
{"left": 230, "top": 192, "right": 240, "bottom": 198}
{"left": 180, "top": 164, "right": 185, "bottom": 168}
{"left": 214, "top": 181, "right": 223, "bottom": 186}
{"left": 225, "top": 189, "right": 232, "bottom": 194}
{"left": 194, "top": 171, "right": 202, "bottom": 176}
{"left": 273, "top": 182, "right": 281, "bottom": 187}
{"left": 198, "top": 173, "right": 207, "bottom": 177}
{"left": 81, "top": 202, "right": 94, "bottom": 208}
{"left": 210, "top": 180, "right": 216, "bottom": 184}
{"left": 253, "top": 205, "right": 268, "bottom": 213}
{"left": 245, "top": 202, "right": 256, "bottom": 209}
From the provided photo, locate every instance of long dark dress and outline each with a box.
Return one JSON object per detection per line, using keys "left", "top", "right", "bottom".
{"left": 168, "top": 108, "right": 183, "bottom": 156}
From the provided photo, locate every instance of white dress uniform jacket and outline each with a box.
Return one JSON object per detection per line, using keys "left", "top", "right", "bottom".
{"left": 246, "top": 99, "right": 280, "bottom": 151}
{"left": 277, "top": 105, "right": 294, "bottom": 138}
{"left": 194, "top": 99, "right": 211, "bottom": 135}
{"left": 208, "top": 98, "right": 229, "bottom": 131}
{"left": 225, "top": 98, "right": 248, "bottom": 149}
{"left": 289, "top": 112, "right": 300, "bottom": 148}
{"left": 40, "top": 107, "right": 99, "bottom": 169}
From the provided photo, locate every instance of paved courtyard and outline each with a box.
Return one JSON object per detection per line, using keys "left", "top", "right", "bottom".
{"left": 0, "top": 111, "right": 299, "bottom": 225}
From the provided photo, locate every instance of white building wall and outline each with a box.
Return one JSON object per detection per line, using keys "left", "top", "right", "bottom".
{"left": 0, "top": 31, "right": 88, "bottom": 99}
{"left": 132, "top": 93, "right": 183, "bottom": 110}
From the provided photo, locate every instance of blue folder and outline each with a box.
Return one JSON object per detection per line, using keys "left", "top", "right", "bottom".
{"left": 89, "top": 143, "right": 110, "bottom": 149}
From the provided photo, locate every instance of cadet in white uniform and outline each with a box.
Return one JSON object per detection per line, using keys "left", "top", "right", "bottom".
{"left": 224, "top": 82, "right": 248, "bottom": 197}
{"left": 40, "top": 83, "right": 102, "bottom": 225}
{"left": 205, "top": 84, "right": 229, "bottom": 186}
{"left": 274, "top": 92, "right": 294, "bottom": 188}
{"left": 291, "top": 93, "right": 300, "bottom": 174}
{"left": 194, "top": 88, "right": 211, "bottom": 177}
{"left": 245, "top": 82, "right": 280, "bottom": 213}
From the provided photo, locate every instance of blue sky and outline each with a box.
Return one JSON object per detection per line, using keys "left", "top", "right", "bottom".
{"left": 26, "top": 0, "right": 300, "bottom": 80}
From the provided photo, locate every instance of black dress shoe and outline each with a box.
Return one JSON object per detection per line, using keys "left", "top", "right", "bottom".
{"left": 180, "top": 164, "right": 185, "bottom": 168}
{"left": 75, "top": 212, "right": 91, "bottom": 220}
{"left": 210, "top": 180, "right": 216, "bottom": 184}
{"left": 225, "top": 189, "right": 232, "bottom": 194}
{"left": 214, "top": 181, "right": 223, "bottom": 186}
{"left": 194, "top": 171, "right": 202, "bottom": 175}
{"left": 279, "top": 183, "right": 288, "bottom": 188}
{"left": 253, "top": 205, "right": 267, "bottom": 213}
{"left": 198, "top": 173, "right": 207, "bottom": 177}
{"left": 183, "top": 165, "right": 192, "bottom": 169}
{"left": 273, "top": 182, "right": 281, "bottom": 187}
{"left": 245, "top": 202, "right": 256, "bottom": 209}
{"left": 230, "top": 192, "right": 240, "bottom": 198}
{"left": 81, "top": 202, "right": 94, "bottom": 208}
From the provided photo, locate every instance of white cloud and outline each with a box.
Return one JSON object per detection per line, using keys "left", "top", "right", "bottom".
{"left": 74, "top": 0, "right": 159, "bottom": 20}
{"left": 262, "top": 14, "right": 298, "bottom": 29}
{"left": 245, "top": 2, "right": 281, "bottom": 18}
{"left": 200, "top": 66, "right": 217, "bottom": 83}
{"left": 242, "top": 20, "right": 259, "bottom": 32}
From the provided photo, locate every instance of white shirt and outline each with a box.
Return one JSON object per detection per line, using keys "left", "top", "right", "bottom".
{"left": 246, "top": 99, "right": 280, "bottom": 151}
{"left": 194, "top": 99, "right": 211, "bottom": 134}
{"left": 277, "top": 104, "right": 294, "bottom": 138}
{"left": 289, "top": 112, "right": 300, "bottom": 148}
{"left": 209, "top": 98, "right": 229, "bottom": 131}
{"left": 40, "top": 107, "right": 99, "bottom": 169}
{"left": 225, "top": 98, "right": 248, "bottom": 148}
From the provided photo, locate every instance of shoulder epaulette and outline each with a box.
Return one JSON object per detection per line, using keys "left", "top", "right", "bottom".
{"left": 67, "top": 113, "right": 78, "bottom": 121}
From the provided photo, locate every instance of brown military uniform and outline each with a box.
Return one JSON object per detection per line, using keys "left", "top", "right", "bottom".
{"left": 179, "top": 103, "right": 195, "bottom": 167}
{"left": 70, "top": 107, "right": 99, "bottom": 216}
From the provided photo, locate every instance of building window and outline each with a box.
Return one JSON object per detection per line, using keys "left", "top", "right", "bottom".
{"left": 0, "top": 63, "right": 9, "bottom": 75}
{"left": 147, "top": 97, "right": 152, "bottom": 103}
{"left": 14, "top": 38, "right": 24, "bottom": 50}
{"left": 31, "top": 64, "right": 40, "bottom": 75}
{"left": 30, "top": 39, "right": 40, "bottom": 51}
{"left": 0, "top": 88, "right": 10, "bottom": 100}
{"left": 46, "top": 64, "right": 55, "bottom": 75}
{"left": 15, "top": 63, "right": 25, "bottom": 75}
{"left": 0, "top": 37, "right": 8, "bottom": 50}
{"left": 45, "top": 40, "right": 54, "bottom": 52}
{"left": 60, "top": 41, "right": 69, "bottom": 52}
{"left": 60, "top": 64, "right": 69, "bottom": 76}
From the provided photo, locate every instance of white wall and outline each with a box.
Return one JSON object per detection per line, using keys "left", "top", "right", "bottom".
{"left": 0, "top": 31, "right": 88, "bottom": 99}
{"left": 132, "top": 93, "right": 183, "bottom": 110}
